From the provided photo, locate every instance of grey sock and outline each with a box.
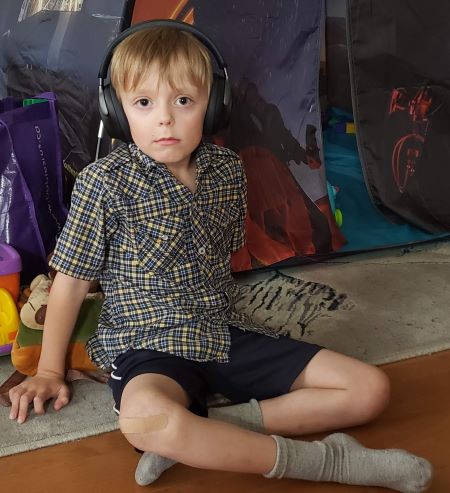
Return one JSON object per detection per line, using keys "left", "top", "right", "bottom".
{"left": 135, "top": 453, "right": 176, "bottom": 486}
{"left": 134, "top": 399, "right": 265, "bottom": 485}
{"left": 264, "top": 433, "right": 433, "bottom": 493}
{"left": 208, "top": 398, "right": 265, "bottom": 433}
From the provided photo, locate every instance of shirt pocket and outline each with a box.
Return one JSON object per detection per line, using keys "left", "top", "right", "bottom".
{"left": 134, "top": 215, "right": 185, "bottom": 273}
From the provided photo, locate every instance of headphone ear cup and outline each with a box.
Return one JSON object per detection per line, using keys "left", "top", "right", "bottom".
{"left": 100, "top": 83, "right": 132, "bottom": 142}
{"left": 204, "top": 73, "right": 226, "bottom": 136}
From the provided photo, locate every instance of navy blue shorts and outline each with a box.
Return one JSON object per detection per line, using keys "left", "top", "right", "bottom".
{"left": 108, "top": 326, "right": 323, "bottom": 417}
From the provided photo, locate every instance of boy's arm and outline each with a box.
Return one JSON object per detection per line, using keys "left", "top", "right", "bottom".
{"left": 9, "top": 272, "right": 91, "bottom": 424}
{"left": 230, "top": 156, "right": 248, "bottom": 252}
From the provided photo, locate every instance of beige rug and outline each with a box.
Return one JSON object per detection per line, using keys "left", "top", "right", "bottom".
{"left": 1, "top": 241, "right": 449, "bottom": 457}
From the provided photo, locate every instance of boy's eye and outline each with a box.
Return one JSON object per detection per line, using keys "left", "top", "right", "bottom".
{"left": 176, "top": 96, "right": 192, "bottom": 106}
{"left": 136, "top": 98, "right": 150, "bottom": 107}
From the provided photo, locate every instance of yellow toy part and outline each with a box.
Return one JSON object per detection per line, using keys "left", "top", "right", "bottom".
{"left": 334, "top": 208, "right": 343, "bottom": 228}
{"left": 0, "top": 287, "right": 19, "bottom": 355}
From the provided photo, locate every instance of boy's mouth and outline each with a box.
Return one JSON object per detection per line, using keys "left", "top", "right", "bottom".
{"left": 155, "top": 137, "right": 180, "bottom": 145}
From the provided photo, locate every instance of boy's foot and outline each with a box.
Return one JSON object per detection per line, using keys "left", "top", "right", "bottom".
{"left": 265, "top": 433, "right": 433, "bottom": 493}
{"left": 135, "top": 453, "right": 176, "bottom": 486}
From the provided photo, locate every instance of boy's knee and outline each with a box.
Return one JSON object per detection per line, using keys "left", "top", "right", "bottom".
{"left": 119, "top": 391, "right": 187, "bottom": 456}
{"left": 356, "top": 367, "right": 391, "bottom": 421}
{"left": 370, "top": 367, "right": 391, "bottom": 406}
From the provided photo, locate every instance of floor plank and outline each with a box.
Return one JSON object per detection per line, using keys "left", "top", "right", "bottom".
{"left": 1, "top": 350, "right": 449, "bottom": 493}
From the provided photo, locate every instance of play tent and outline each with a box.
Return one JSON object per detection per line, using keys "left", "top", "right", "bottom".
{"left": 0, "top": 0, "right": 448, "bottom": 281}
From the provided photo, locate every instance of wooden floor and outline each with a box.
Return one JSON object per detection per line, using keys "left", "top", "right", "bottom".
{"left": 1, "top": 350, "right": 449, "bottom": 493}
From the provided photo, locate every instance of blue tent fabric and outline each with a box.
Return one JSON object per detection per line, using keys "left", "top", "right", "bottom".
{"left": 324, "top": 109, "right": 447, "bottom": 252}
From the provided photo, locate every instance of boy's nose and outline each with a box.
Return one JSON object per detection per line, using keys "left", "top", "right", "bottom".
{"left": 159, "top": 118, "right": 172, "bottom": 126}
{"left": 158, "top": 107, "right": 173, "bottom": 126}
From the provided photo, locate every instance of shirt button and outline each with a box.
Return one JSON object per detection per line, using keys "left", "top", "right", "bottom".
{"left": 198, "top": 246, "right": 206, "bottom": 255}
{"left": 161, "top": 234, "right": 169, "bottom": 241}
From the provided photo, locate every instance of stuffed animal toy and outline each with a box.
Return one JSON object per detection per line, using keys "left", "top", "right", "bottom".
{"left": 19, "top": 274, "right": 102, "bottom": 330}
{"left": 11, "top": 273, "right": 106, "bottom": 379}
{"left": 19, "top": 274, "right": 52, "bottom": 329}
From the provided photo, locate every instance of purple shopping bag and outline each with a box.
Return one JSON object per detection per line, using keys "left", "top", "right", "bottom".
{"left": 0, "top": 93, "right": 67, "bottom": 282}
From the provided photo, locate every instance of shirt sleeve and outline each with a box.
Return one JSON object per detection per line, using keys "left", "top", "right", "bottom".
{"left": 49, "top": 168, "right": 107, "bottom": 280}
{"left": 230, "top": 157, "right": 248, "bottom": 253}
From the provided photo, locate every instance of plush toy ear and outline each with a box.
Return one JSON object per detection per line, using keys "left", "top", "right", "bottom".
{"left": 29, "top": 274, "right": 50, "bottom": 291}
{"left": 20, "top": 303, "right": 45, "bottom": 330}
{"left": 19, "top": 275, "right": 52, "bottom": 330}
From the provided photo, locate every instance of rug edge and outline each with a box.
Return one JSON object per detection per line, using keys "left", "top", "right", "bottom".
{"left": 367, "top": 342, "right": 450, "bottom": 366}
{"left": 0, "top": 421, "right": 119, "bottom": 458}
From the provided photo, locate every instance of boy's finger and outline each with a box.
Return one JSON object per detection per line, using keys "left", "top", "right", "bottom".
{"left": 33, "top": 396, "right": 47, "bottom": 415}
{"left": 17, "top": 393, "right": 33, "bottom": 424}
{"left": 9, "top": 387, "right": 24, "bottom": 420}
{"left": 53, "top": 385, "right": 70, "bottom": 411}
{"left": 9, "top": 395, "right": 19, "bottom": 420}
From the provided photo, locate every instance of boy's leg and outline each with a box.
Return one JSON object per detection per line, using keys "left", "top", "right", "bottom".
{"left": 123, "top": 373, "right": 432, "bottom": 492}
{"left": 136, "top": 398, "right": 264, "bottom": 485}
{"left": 259, "top": 349, "right": 391, "bottom": 436}
{"left": 120, "top": 373, "right": 276, "bottom": 474}
{"left": 136, "top": 348, "right": 389, "bottom": 484}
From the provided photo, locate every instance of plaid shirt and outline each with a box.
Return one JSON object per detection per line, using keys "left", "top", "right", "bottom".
{"left": 50, "top": 142, "right": 277, "bottom": 370}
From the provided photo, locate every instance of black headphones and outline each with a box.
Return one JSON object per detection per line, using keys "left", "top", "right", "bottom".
{"left": 98, "top": 19, "right": 232, "bottom": 142}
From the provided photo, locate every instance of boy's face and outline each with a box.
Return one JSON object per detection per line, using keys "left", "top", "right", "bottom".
{"left": 119, "top": 65, "right": 209, "bottom": 169}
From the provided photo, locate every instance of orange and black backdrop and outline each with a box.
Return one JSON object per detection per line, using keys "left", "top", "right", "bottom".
{"left": 0, "top": 0, "right": 345, "bottom": 274}
{"left": 132, "top": 0, "right": 345, "bottom": 271}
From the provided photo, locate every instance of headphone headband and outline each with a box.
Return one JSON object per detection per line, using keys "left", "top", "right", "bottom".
{"left": 98, "top": 19, "right": 227, "bottom": 79}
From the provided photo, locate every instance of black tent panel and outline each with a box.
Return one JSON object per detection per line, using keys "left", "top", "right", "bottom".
{"left": 347, "top": 0, "right": 450, "bottom": 232}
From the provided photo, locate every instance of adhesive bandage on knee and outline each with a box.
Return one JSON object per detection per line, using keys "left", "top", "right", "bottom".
{"left": 119, "top": 415, "right": 168, "bottom": 434}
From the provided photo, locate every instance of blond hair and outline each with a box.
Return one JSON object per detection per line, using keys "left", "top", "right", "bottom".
{"left": 111, "top": 27, "right": 213, "bottom": 99}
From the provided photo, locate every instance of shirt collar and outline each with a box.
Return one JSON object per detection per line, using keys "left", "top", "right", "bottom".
{"left": 128, "top": 141, "right": 212, "bottom": 175}
{"left": 128, "top": 143, "right": 159, "bottom": 174}
{"left": 192, "top": 143, "right": 213, "bottom": 175}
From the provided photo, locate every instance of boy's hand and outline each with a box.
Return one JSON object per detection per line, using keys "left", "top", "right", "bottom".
{"left": 8, "top": 372, "right": 70, "bottom": 424}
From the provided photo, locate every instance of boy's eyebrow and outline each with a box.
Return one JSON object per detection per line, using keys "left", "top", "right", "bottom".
{"left": 128, "top": 83, "right": 204, "bottom": 97}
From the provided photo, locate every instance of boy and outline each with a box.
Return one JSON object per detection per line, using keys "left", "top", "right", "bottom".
{"left": 9, "top": 24, "right": 432, "bottom": 492}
